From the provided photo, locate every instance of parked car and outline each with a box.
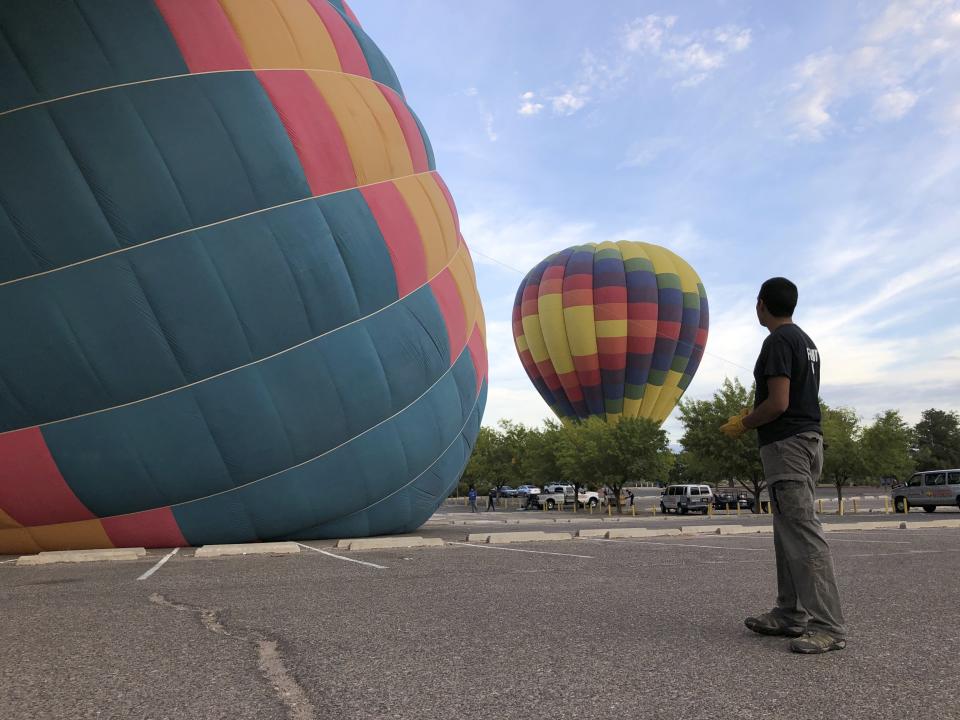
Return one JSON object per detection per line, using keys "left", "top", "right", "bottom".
{"left": 516, "top": 485, "right": 541, "bottom": 496}
{"left": 713, "top": 489, "right": 752, "bottom": 510}
{"left": 892, "top": 469, "right": 960, "bottom": 513}
{"left": 497, "top": 485, "right": 519, "bottom": 498}
{"left": 660, "top": 484, "right": 714, "bottom": 514}
{"left": 531, "top": 483, "right": 602, "bottom": 509}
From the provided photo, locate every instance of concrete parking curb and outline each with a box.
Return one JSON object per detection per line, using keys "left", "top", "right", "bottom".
{"left": 194, "top": 542, "right": 301, "bottom": 558}
{"left": 905, "top": 519, "right": 960, "bottom": 529}
{"left": 607, "top": 527, "right": 683, "bottom": 538}
{"left": 716, "top": 525, "right": 771, "bottom": 535}
{"left": 576, "top": 529, "right": 610, "bottom": 538}
{"left": 680, "top": 525, "right": 725, "bottom": 535}
{"left": 679, "top": 524, "right": 773, "bottom": 535}
{"left": 471, "top": 531, "right": 573, "bottom": 544}
{"left": 337, "top": 537, "right": 445, "bottom": 551}
{"left": 17, "top": 548, "right": 146, "bottom": 565}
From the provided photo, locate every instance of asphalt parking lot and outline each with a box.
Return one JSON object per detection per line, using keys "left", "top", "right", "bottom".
{"left": 2, "top": 519, "right": 958, "bottom": 720}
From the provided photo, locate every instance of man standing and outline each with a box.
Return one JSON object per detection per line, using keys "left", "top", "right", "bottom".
{"left": 486, "top": 486, "right": 497, "bottom": 511}
{"left": 467, "top": 485, "right": 478, "bottom": 513}
{"left": 720, "top": 277, "right": 846, "bottom": 654}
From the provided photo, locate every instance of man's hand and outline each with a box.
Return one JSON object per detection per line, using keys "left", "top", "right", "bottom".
{"left": 720, "top": 408, "right": 751, "bottom": 439}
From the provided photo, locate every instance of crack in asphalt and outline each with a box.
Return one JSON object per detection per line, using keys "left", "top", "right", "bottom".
{"left": 149, "top": 593, "right": 316, "bottom": 720}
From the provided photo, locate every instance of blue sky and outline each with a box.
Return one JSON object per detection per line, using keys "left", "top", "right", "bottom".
{"left": 354, "top": 0, "right": 960, "bottom": 441}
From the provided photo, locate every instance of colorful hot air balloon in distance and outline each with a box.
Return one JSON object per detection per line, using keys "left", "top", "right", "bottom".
{"left": 512, "top": 241, "right": 708, "bottom": 426}
{"left": 0, "top": 0, "right": 487, "bottom": 554}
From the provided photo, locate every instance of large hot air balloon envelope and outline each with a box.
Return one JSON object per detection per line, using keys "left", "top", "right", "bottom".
{"left": 0, "top": 0, "right": 487, "bottom": 554}
{"left": 512, "top": 241, "right": 707, "bottom": 426}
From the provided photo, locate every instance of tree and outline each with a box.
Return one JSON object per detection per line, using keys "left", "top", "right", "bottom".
{"left": 667, "top": 451, "right": 689, "bottom": 486}
{"left": 555, "top": 417, "right": 670, "bottom": 513}
{"left": 677, "top": 378, "right": 765, "bottom": 511}
{"left": 459, "top": 420, "right": 534, "bottom": 495}
{"left": 859, "top": 410, "right": 914, "bottom": 483}
{"left": 821, "top": 405, "right": 865, "bottom": 504}
{"left": 460, "top": 426, "right": 498, "bottom": 495}
{"left": 913, "top": 408, "right": 960, "bottom": 471}
{"left": 520, "top": 419, "right": 565, "bottom": 487}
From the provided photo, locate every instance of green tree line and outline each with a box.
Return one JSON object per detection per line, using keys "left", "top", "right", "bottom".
{"left": 460, "top": 417, "right": 672, "bottom": 512}
{"left": 460, "top": 377, "right": 960, "bottom": 512}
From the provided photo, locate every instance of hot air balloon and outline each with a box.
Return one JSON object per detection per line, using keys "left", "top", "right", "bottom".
{"left": 0, "top": 0, "right": 486, "bottom": 554}
{"left": 512, "top": 241, "right": 707, "bottom": 426}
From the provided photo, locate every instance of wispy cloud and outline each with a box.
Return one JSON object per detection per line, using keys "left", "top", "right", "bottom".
{"left": 622, "top": 15, "right": 752, "bottom": 88}
{"left": 518, "top": 14, "right": 752, "bottom": 119}
{"left": 461, "top": 209, "right": 598, "bottom": 271}
{"left": 517, "top": 91, "right": 544, "bottom": 116}
{"left": 550, "top": 91, "right": 588, "bottom": 116}
{"left": 872, "top": 87, "right": 919, "bottom": 120}
{"left": 518, "top": 88, "right": 587, "bottom": 117}
{"left": 483, "top": 111, "right": 498, "bottom": 142}
{"left": 461, "top": 87, "right": 498, "bottom": 142}
{"left": 783, "top": 0, "right": 960, "bottom": 140}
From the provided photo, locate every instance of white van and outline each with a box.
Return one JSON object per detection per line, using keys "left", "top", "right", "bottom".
{"left": 892, "top": 470, "right": 960, "bottom": 513}
{"left": 660, "top": 484, "right": 714, "bottom": 515}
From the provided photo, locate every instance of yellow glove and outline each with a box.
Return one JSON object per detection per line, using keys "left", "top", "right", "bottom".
{"left": 720, "top": 408, "right": 750, "bottom": 439}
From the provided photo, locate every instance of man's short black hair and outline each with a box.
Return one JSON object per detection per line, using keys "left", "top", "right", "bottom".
{"left": 758, "top": 277, "right": 798, "bottom": 317}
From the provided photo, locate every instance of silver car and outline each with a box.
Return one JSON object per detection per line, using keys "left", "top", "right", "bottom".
{"left": 892, "top": 469, "right": 960, "bottom": 513}
{"left": 660, "top": 484, "right": 714, "bottom": 515}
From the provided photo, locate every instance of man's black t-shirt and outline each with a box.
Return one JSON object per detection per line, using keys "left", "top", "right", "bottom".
{"left": 753, "top": 324, "right": 821, "bottom": 447}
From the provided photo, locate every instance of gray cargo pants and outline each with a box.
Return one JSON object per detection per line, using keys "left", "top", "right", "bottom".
{"left": 760, "top": 431, "right": 846, "bottom": 638}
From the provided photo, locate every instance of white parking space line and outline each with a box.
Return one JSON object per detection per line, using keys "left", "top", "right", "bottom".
{"left": 137, "top": 547, "right": 179, "bottom": 581}
{"left": 708, "top": 533, "right": 910, "bottom": 546}
{"left": 846, "top": 550, "right": 944, "bottom": 558}
{"left": 840, "top": 550, "right": 944, "bottom": 558}
{"left": 295, "top": 543, "right": 387, "bottom": 569}
{"left": 825, "top": 530, "right": 932, "bottom": 536}
{"left": 825, "top": 538, "right": 911, "bottom": 544}
{"left": 589, "top": 538, "right": 770, "bottom": 552}
{"left": 448, "top": 542, "right": 594, "bottom": 559}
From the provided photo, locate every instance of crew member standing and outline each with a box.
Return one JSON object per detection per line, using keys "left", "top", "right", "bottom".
{"left": 720, "top": 277, "right": 846, "bottom": 654}
{"left": 467, "top": 485, "right": 478, "bottom": 513}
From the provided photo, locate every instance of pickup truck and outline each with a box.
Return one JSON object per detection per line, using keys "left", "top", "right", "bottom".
{"left": 531, "top": 484, "right": 602, "bottom": 509}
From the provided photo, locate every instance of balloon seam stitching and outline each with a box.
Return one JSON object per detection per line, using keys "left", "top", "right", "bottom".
{"left": 0, "top": 67, "right": 407, "bottom": 119}
{"left": 119, "top": 339, "right": 482, "bottom": 517}
{"left": 261, "top": 381, "right": 485, "bottom": 537}
{"left": 0, "top": 240, "right": 468, "bottom": 436}
{"left": 0, "top": 169, "right": 442, "bottom": 289}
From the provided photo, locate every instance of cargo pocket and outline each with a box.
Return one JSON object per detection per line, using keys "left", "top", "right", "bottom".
{"left": 771, "top": 480, "right": 814, "bottom": 521}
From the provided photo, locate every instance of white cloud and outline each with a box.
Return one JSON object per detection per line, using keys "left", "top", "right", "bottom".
{"left": 783, "top": 0, "right": 960, "bottom": 140}
{"left": 872, "top": 87, "right": 919, "bottom": 120}
{"left": 714, "top": 26, "right": 752, "bottom": 52}
{"left": 542, "top": 50, "right": 616, "bottom": 117}
{"left": 517, "top": 91, "right": 544, "bottom": 116}
{"left": 550, "top": 91, "right": 587, "bottom": 116}
{"left": 621, "top": 14, "right": 751, "bottom": 88}
{"left": 622, "top": 15, "right": 677, "bottom": 53}
{"left": 523, "top": 14, "right": 751, "bottom": 119}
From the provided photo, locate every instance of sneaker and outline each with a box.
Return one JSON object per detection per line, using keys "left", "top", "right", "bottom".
{"left": 789, "top": 630, "right": 846, "bottom": 654}
{"left": 744, "top": 612, "right": 805, "bottom": 637}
